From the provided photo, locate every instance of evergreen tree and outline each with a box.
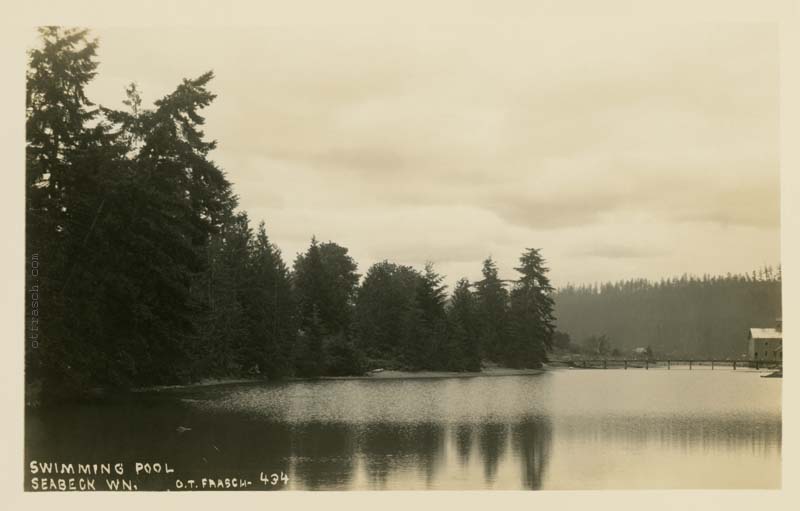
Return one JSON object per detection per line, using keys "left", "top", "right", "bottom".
{"left": 294, "top": 306, "right": 326, "bottom": 377}
{"left": 292, "top": 238, "right": 327, "bottom": 376}
{"left": 293, "top": 238, "right": 361, "bottom": 376}
{"left": 474, "top": 257, "right": 510, "bottom": 362}
{"left": 26, "top": 27, "right": 102, "bottom": 232}
{"left": 26, "top": 27, "right": 124, "bottom": 394}
{"left": 410, "top": 262, "right": 448, "bottom": 370}
{"left": 101, "top": 70, "right": 237, "bottom": 385}
{"left": 317, "top": 241, "right": 360, "bottom": 334}
{"left": 447, "top": 279, "right": 482, "bottom": 371}
{"left": 506, "top": 249, "right": 556, "bottom": 368}
{"left": 194, "top": 212, "right": 252, "bottom": 377}
{"left": 354, "top": 261, "right": 420, "bottom": 363}
{"left": 245, "top": 221, "right": 295, "bottom": 378}
{"left": 293, "top": 238, "right": 359, "bottom": 336}
{"left": 26, "top": 28, "right": 243, "bottom": 394}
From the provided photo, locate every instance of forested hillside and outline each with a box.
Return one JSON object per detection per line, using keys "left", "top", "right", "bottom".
{"left": 553, "top": 269, "right": 782, "bottom": 358}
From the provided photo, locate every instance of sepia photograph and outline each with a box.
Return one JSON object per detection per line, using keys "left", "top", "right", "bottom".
{"left": 4, "top": 0, "right": 799, "bottom": 503}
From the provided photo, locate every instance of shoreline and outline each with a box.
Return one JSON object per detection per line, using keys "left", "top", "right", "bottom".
{"left": 134, "top": 366, "right": 550, "bottom": 393}
{"left": 320, "top": 366, "right": 547, "bottom": 381}
{"left": 132, "top": 361, "right": 780, "bottom": 393}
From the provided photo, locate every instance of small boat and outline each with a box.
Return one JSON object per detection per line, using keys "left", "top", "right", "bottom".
{"left": 761, "top": 370, "right": 782, "bottom": 378}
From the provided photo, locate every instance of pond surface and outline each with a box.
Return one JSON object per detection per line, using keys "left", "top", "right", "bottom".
{"left": 25, "top": 368, "right": 781, "bottom": 490}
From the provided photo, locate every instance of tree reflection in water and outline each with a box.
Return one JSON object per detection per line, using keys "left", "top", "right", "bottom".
{"left": 25, "top": 372, "right": 779, "bottom": 490}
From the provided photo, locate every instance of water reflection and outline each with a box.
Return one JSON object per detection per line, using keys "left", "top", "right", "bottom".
{"left": 25, "top": 371, "right": 781, "bottom": 490}
{"left": 512, "top": 418, "right": 552, "bottom": 490}
{"left": 283, "top": 419, "right": 554, "bottom": 490}
{"left": 478, "top": 423, "right": 508, "bottom": 483}
{"left": 454, "top": 423, "right": 474, "bottom": 464}
{"left": 357, "top": 423, "right": 446, "bottom": 489}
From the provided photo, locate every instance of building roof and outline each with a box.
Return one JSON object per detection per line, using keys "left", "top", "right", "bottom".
{"left": 749, "top": 328, "right": 783, "bottom": 340}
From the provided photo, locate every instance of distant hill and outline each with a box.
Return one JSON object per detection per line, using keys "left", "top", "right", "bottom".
{"left": 553, "top": 268, "right": 781, "bottom": 358}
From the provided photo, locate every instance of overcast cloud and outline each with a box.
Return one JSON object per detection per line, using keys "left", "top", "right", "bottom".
{"left": 83, "top": 21, "right": 780, "bottom": 288}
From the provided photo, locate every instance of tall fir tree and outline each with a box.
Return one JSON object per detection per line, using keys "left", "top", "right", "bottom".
{"left": 447, "top": 279, "right": 482, "bottom": 371}
{"left": 26, "top": 27, "right": 125, "bottom": 394}
{"left": 411, "top": 262, "right": 448, "bottom": 370}
{"left": 355, "top": 261, "right": 420, "bottom": 363}
{"left": 195, "top": 212, "right": 252, "bottom": 377}
{"left": 474, "top": 257, "right": 510, "bottom": 362}
{"left": 27, "top": 27, "right": 243, "bottom": 394}
{"left": 292, "top": 238, "right": 361, "bottom": 376}
{"left": 100, "top": 70, "right": 238, "bottom": 385}
{"left": 293, "top": 239, "right": 359, "bottom": 335}
{"left": 506, "top": 249, "right": 556, "bottom": 368}
{"left": 245, "top": 221, "right": 295, "bottom": 378}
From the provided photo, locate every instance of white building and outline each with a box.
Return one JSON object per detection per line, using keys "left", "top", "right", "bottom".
{"left": 748, "top": 320, "right": 782, "bottom": 362}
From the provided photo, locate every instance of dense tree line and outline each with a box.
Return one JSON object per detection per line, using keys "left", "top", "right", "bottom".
{"left": 552, "top": 268, "right": 782, "bottom": 358}
{"left": 25, "top": 28, "right": 556, "bottom": 401}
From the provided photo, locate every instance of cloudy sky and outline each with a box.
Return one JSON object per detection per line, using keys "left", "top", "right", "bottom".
{"left": 80, "top": 21, "right": 780, "bottom": 288}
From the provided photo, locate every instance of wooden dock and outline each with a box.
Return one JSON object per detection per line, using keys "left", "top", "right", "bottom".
{"left": 567, "top": 359, "right": 782, "bottom": 370}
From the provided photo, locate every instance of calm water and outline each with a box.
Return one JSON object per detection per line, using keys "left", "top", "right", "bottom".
{"left": 25, "top": 369, "right": 781, "bottom": 490}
